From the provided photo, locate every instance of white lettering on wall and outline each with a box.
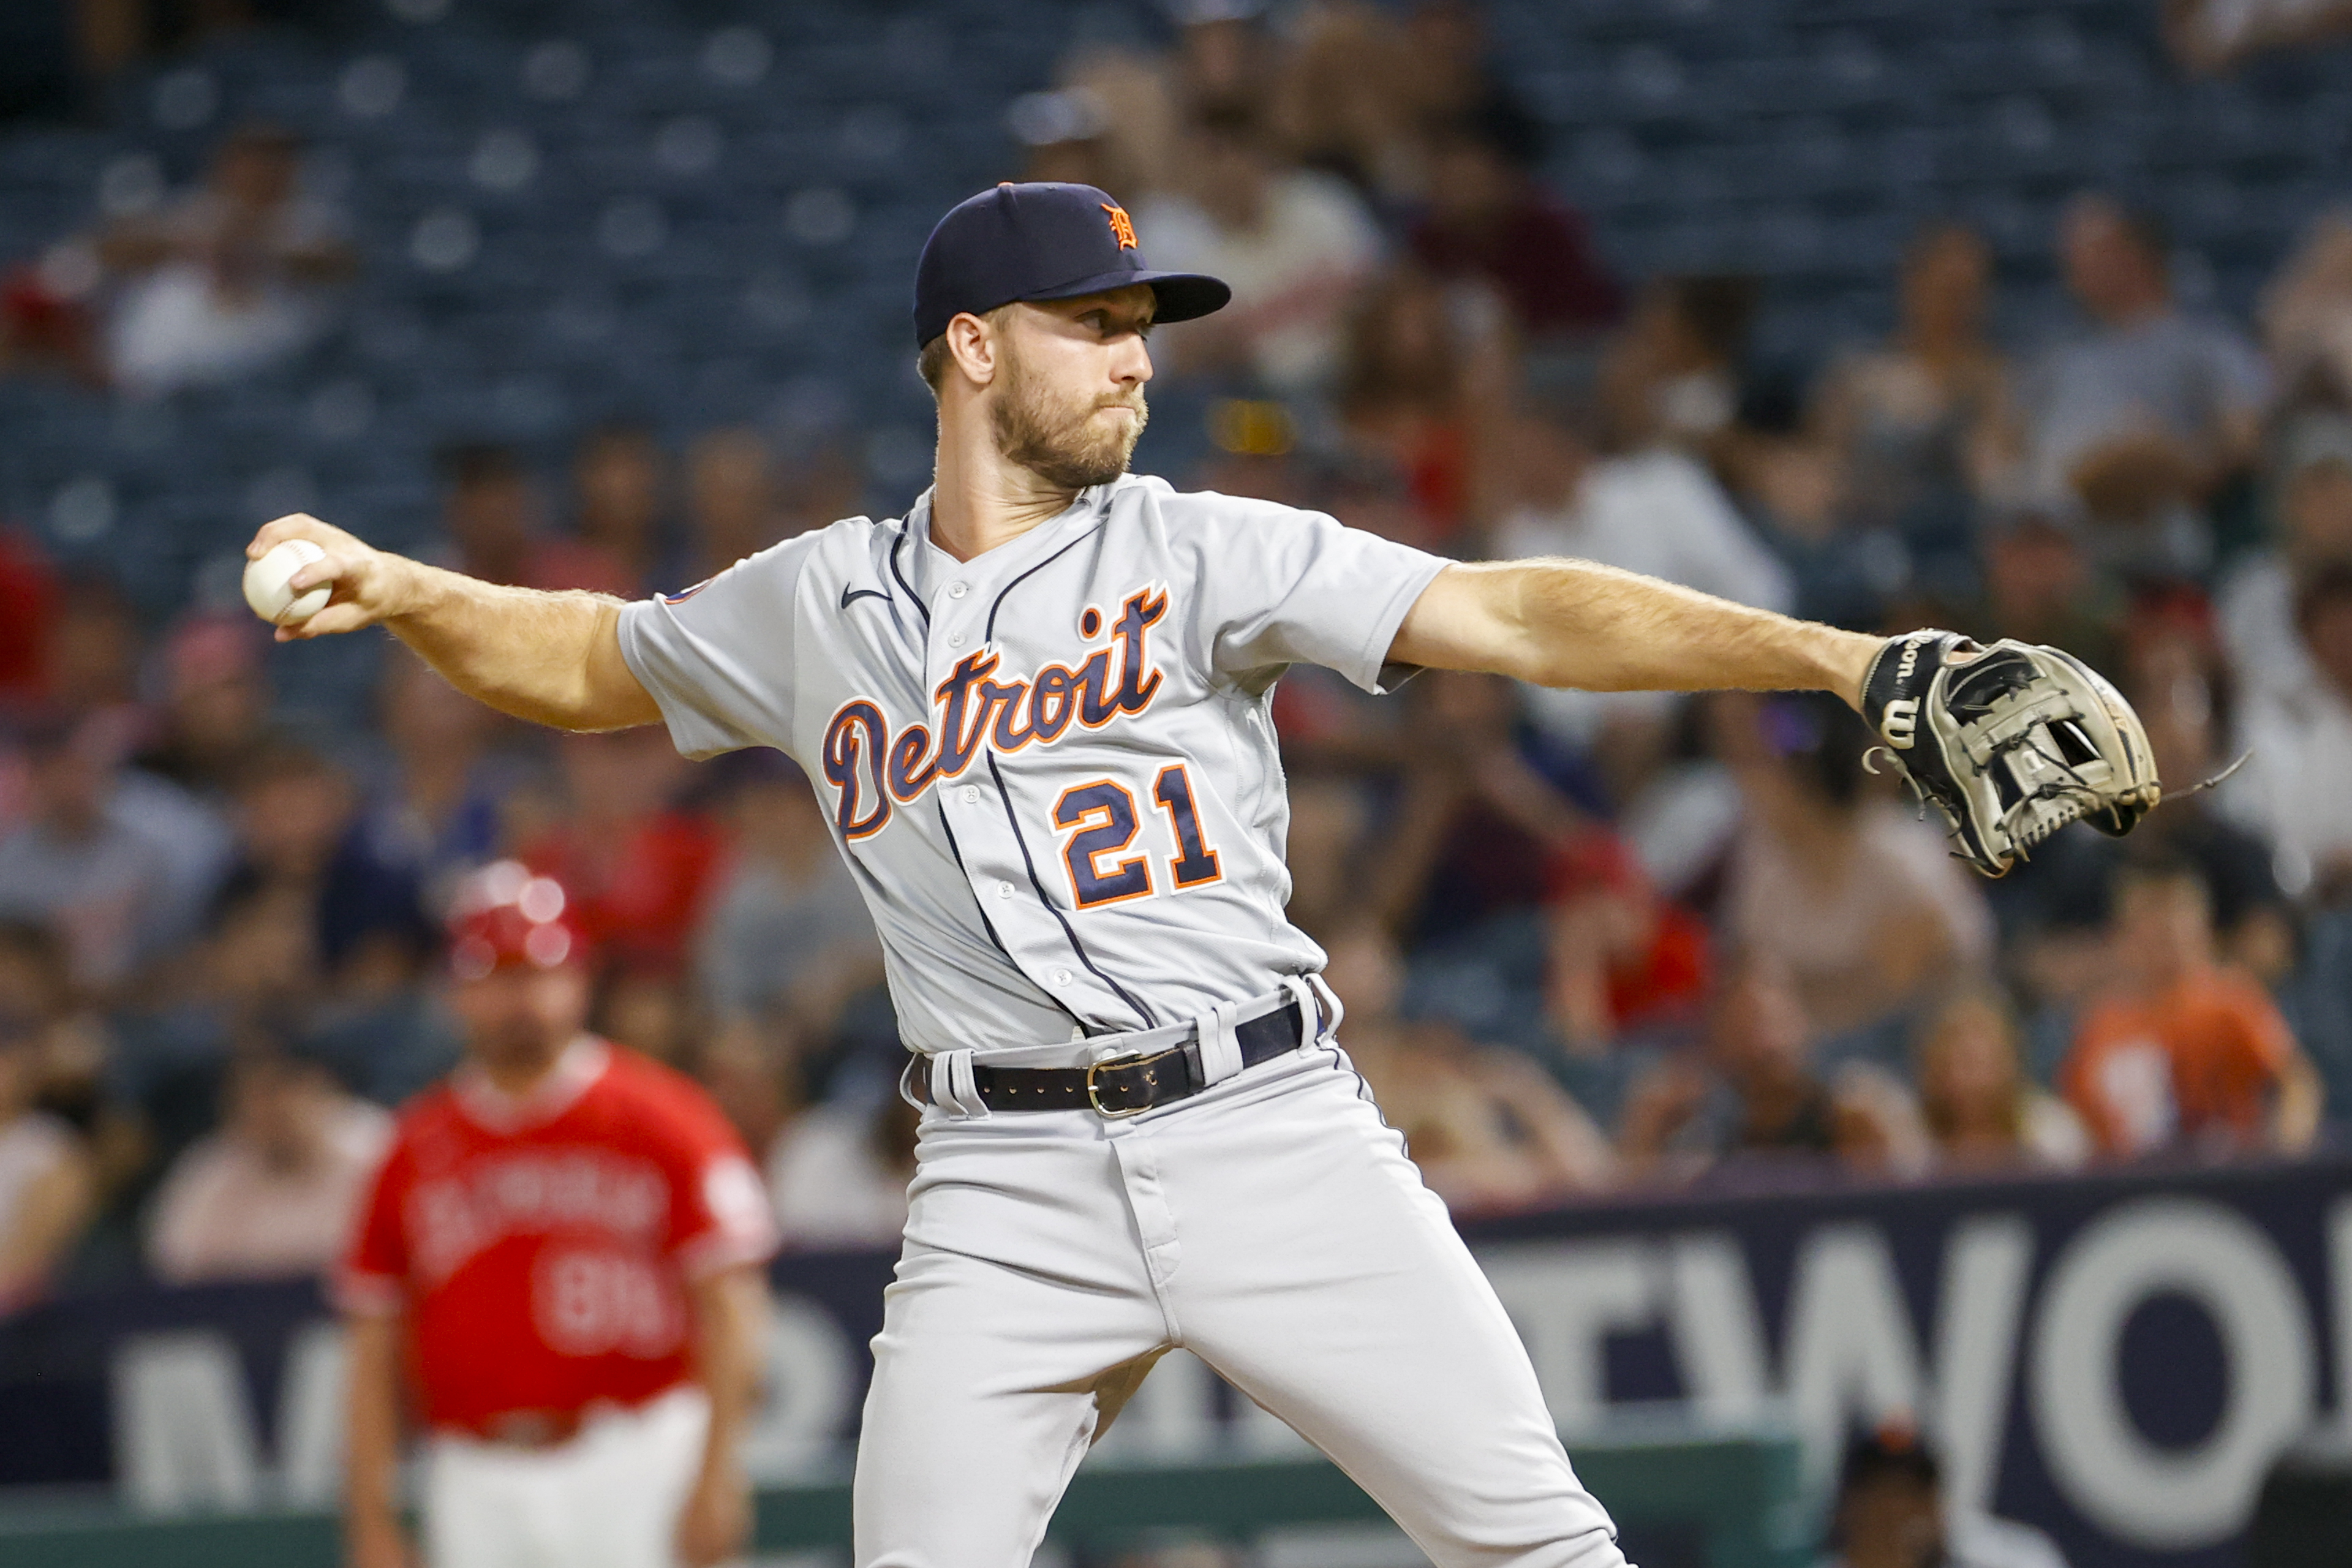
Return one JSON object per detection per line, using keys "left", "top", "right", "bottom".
{"left": 275, "top": 1321, "right": 348, "bottom": 1507}
{"left": 92, "top": 1186, "right": 2344, "bottom": 1548}
{"left": 1931, "top": 1215, "right": 2033, "bottom": 1514}
{"left": 112, "top": 1331, "right": 262, "bottom": 1512}
{"left": 739, "top": 1293, "right": 854, "bottom": 1480}
{"left": 1660, "top": 1231, "right": 1773, "bottom": 1423}
{"left": 2030, "top": 1196, "right": 2315, "bottom": 1548}
{"left": 1484, "top": 1240, "right": 1659, "bottom": 1428}
{"left": 1782, "top": 1224, "right": 1926, "bottom": 1491}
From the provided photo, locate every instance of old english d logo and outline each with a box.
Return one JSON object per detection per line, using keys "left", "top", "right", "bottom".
{"left": 1101, "top": 202, "right": 1138, "bottom": 250}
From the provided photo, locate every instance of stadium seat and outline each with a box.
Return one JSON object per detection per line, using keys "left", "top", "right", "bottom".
{"left": 0, "top": 0, "right": 2345, "bottom": 609}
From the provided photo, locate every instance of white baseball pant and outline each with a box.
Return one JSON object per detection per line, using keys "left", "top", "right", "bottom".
{"left": 423, "top": 1384, "right": 709, "bottom": 1568}
{"left": 853, "top": 1040, "right": 1626, "bottom": 1567}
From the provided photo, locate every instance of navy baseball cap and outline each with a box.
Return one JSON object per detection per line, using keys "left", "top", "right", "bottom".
{"left": 913, "top": 182, "right": 1231, "bottom": 348}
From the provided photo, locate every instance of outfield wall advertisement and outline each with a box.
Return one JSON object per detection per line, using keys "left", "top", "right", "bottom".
{"left": 2, "top": 1158, "right": 2343, "bottom": 1568}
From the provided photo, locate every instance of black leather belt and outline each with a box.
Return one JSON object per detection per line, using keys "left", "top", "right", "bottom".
{"left": 916, "top": 1000, "right": 1307, "bottom": 1117}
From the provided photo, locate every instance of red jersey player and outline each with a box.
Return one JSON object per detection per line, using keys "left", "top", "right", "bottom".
{"left": 338, "top": 861, "right": 778, "bottom": 1568}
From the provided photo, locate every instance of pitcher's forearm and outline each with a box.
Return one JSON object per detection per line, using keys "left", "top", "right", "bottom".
{"left": 1514, "top": 561, "right": 1878, "bottom": 704}
{"left": 249, "top": 513, "right": 662, "bottom": 732}
{"left": 384, "top": 563, "right": 657, "bottom": 731}
{"left": 1393, "top": 560, "right": 1881, "bottom": 708}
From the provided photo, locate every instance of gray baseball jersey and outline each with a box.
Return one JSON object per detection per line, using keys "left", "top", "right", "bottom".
{"left": 617, "top": 473, "right": 1446, "bottom": 1054}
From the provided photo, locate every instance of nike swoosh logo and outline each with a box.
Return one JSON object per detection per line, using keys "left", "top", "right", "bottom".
{"left": 840, "top": 586, "right": 890, "bottom": 609}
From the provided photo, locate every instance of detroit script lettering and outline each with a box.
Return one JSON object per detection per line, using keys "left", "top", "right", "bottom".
{"left": 822, "top": 586, "right": 1169, "bottom": 840}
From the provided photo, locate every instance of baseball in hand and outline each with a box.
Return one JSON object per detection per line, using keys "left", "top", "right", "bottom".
{"left": 243, "top": 538, "right": 332, "bottom": 626}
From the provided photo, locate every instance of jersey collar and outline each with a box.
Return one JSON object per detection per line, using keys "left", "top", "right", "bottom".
{"left": 453, "top": 1035, "right": 610, "bottom": 1133}
{"left": 907, "top": 481, "right": 1117, "bottom": 601}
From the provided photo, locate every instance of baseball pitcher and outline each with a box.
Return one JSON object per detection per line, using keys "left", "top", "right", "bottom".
{"left": 263, "top": 183, "right": 2151, "bottom": 1567}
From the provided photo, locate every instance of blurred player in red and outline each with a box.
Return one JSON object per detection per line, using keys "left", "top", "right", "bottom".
{"left": 337, "top": 861, "right": 777, "bottom": 1568}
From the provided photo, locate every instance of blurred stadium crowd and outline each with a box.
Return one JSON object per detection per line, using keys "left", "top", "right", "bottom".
{"left": 1, "top": 0, "right": 2351, "bottom": 1311}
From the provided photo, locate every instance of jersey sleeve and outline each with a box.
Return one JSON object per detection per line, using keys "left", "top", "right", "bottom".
{"left": 1193, "top": 501, "right": 1449, "bottom": 694}
{"left": 333, "top": 1136, "right": 410, "bottom": 1317}
{"left": 644, "top": 1073, "right": 781, "bottom": 1279}
{"left": 617, "top": 534, "right": 820, "bottom": 761}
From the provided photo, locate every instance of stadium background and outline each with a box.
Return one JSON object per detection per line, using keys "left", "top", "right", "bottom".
{"left": 2, "top": 0, "right": 2352, "bottom": 1564}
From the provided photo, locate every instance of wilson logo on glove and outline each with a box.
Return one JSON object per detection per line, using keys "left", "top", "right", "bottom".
{"left": 1879, "top": 698, "right": 1920, "bottom": 750}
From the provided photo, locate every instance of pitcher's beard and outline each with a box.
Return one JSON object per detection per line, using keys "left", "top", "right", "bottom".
{"left": 991, "top": 352, "right": 1147, "bottom": 491}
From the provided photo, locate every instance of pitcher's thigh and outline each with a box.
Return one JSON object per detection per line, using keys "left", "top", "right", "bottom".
{"left": 853, "top": 1244, "right": 1166, "bottom": 1568}
{"left": 1214, "top": 1262, "right": 1621, "bottom": 1567}
{"left": 1174, "top": 1106, "right": 1622, "bottom": 1566}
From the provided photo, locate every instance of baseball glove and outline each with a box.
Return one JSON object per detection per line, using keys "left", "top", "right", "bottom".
{"left": 1858, "top": 629, "right": 2160, "bottom": 878}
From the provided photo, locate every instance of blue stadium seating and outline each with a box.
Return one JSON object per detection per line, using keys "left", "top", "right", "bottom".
{"left": 0, "top": 0, "right": 2344, "bottom": 706}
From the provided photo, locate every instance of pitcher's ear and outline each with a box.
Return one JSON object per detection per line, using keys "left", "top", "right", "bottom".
{"left": 944, "top": 309, "right": 1001, "bottom": 390}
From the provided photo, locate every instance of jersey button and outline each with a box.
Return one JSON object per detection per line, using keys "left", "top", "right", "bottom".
{"left": 948, "top": 581, "right": 968, "bottom": 600}
{"left": 948, "top": 631, "right": 966, "bottom": 647}
{"left": 1052, "top": 968, "right": 1074, "bottom": 987}
{"left": 996, "top": 880, "right": 1014, "bottom": 897}
{"left": 960, "top": 784, "right": 980, "bottom": 805}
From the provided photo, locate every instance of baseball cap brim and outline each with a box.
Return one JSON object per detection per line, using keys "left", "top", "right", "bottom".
{"left": 1023, "top": 268, "right": 1231, "bottom": 325}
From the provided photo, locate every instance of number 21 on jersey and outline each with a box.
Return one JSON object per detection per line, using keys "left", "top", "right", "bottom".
{"left": 1051, "top": 764, "right": 1223, "bottom": 910}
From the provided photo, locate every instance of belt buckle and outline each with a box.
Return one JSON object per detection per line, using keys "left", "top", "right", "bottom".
{"left": 1085, "top": 1047, "right": 1174, "bottom": 1119}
